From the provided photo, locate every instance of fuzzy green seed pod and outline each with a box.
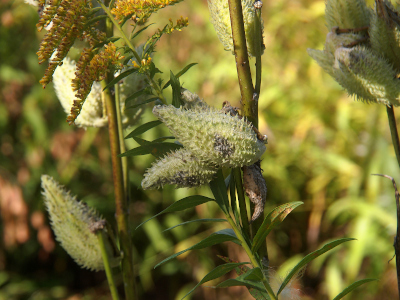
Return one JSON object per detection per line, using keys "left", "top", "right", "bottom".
{"left": 142, "top": 148, "right": 218, "bottom": 189}
{"left": 207, "top": 0, "right": 262, "bottom": 57}
{"left": 41, "top": 175, "right": 105, "bottom": 271}
{"left": 180, "top": 88, "right": 208, "bottom": 110}
{"left": 333, "top": 45, "right": 400, "bottom": 106}
{"left": 53, "top": 57, "right": 143, "bottom": 128}
{"left": 153, "top": 105, "right": 266, "bottom": 168}
{"left": 325, "top": 0, "right": 371, "bottom": 30}
{"left": 369, "top": 0, "right": 400, "bottom": 72}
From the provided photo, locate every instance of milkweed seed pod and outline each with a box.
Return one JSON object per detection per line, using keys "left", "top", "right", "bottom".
{"left": 153, "top": 105, "right": 266, "bottom": 168}
{"left": 180, "top": 88, "right": 208, "bottom": 110}
{"left": 308, "top": 27, "right": 400, "bottom": 106}
{"left": 41, "top": 175, "right": 105, "bottom": 271}
{"left": 142, "top": 148, "right": 218, "bottom": 189}
{"left": 332, "top": 45, "right": 400, "bottom": 106}
{"left": 53, "top": 57, "right": 107, "bottom": 128}
{"left": 207, "top": 0, "right": 262, "bottom": 56}
{"left": 53, "top": 57, "right": 143, "bottom": 128}
{"left": 369, "top": 0, "right": 400, "bottom": 72}
{"left": 325, "top": 0, "right": 370, "bottom": 30}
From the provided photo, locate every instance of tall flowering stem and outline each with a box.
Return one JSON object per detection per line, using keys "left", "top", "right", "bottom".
{"left": 101, "top": 81, "right": 137, "bottom": 300}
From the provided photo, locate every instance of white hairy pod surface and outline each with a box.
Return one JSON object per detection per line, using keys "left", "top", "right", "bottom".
{"left": 53, "top": 57, "right": 143, "bottom": 128}
{"left": 141, "top": 148, "right": 218, "bottom": 189}
{"left": 325, "top": 0, "right": 370, "bottom": 30}
{"left": 207, "top": 0, "right": 262, "bottom": 56}
{"left": 243, "top": 163, "right": 267, "bottom": 222}
{"left": 369, "top": 0, "right": 400, "bottom": 72}
{"left": 152, "top": 105, "right": 266, "bottom": 168}
{"left": 333, "top": 45, "right": 400, "bottom": 106}
{"left": 53, "top": 57, "right": 107, "bottom": 128}
{"left": 180, "top": 88, "right": 208, "bottom": 110}
{"left": 308, "top": 27, "right": 400, "bottom": 107}
{"left": 41, "top": 175, "right": 104, "bottom": 271}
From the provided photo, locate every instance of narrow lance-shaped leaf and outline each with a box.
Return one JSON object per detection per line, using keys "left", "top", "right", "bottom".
{"left": 125, "top": 97, "right": 159, "bottom": 109}
{"left": 136, "top": 195, "right": 215, "bottom": 229}
{"left": 124, "top": 88, "right": 148, "bottom": 106}
{"left": 119, "top": 142, "right": 182, "bottom": 158}
{"left": 125, "top": 120, "right": 162, "bottom": 139}
{"left": 216, "top": 269, "right": 270, "bottom": 298}
{"left": 163, "top": 218, "right": 227, "bottom": 232}
{"left": 102, "top": 68, "right": 138, "bottom": 91}
{"left": 170, "top": 71, "right": 182, "bottom": 108}
{"left": 163, "top": 63, "right": 198, "bottom": 89}
{"left": 209, "top": 169, "right": 230, "bottom": 214}
{"left": 181, "top": 262, "right": 248, "bottom": 299}
{"left": 131, "top": 23, "right": 154, "bottom": 40}
{"left": 252, "top": 202, "right": 303, "bottom": 253}
{"left": 155, "top": 233, "right": 240, "bottom": 268}
{"left": 278, "top": 238, "right": 356, "bottom": 295}
{"left": 332, "top": 278, "right": 377, "bottom": 300}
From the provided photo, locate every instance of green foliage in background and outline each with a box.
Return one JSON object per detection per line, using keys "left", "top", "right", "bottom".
{"left": 0, "top": 0, "right": 399, "bottom": 299}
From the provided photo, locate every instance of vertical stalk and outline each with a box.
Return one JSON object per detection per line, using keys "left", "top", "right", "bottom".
{"left": 386, "top": 105, "right": 400, "bottom": 169}
{"left": 254, "top": 3, "right": 263, "bottom": 96}
{"left": 228, "top": 0, "right": 267, "bottom": 259}
{"left": 225, "top": 213, "right": 277, "bottom": 300}
{"left": 102, "top": 82, "right": 137, "bottom": 300}
{"left": 385, "top": 105, "right": 400, "bottom": 299}
{"left": 97, "top": 231, "right": 121, "bottom": 300}
{"left": 115, "top": 84, "right": 129, "bottom": 199}
{"left": 227, "top": 0, "right": 255, "bottom": 124}
{"left": 103, "top": 4, "right": 136, "bottom": 298}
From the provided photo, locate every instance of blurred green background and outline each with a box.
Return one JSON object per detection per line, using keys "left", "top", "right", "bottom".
{"left": 0, "top": 0, "right": 399, "bottom": 299}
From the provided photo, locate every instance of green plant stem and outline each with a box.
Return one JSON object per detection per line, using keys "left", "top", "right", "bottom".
{"left": 225, "top": 213, "right": 277, "bottom": 300}
{"left": 115, "top": 84, "right": 129, "bottom": 199}
{"left": 228, "top": 0, "right": 266, "bottom": 260}
{"left": 254, "top": 5, "right": 263, "bottom": 96}
{"left": 233, "top": 168, "right": 250, "bottom": 235}
{"left": 102, "top": 82, "right": 137, "bottom": 300}
{"left": 97, "top": 231, "right": 120, "bottom": 300}
{"left": 387, "top": 105, "right": 400, "bottom": 169}
{"left": 97, "top": 0, "right": 166, "bottom": 104}
{"left": 227, "top": 0, "right": 255, "bottom": 124}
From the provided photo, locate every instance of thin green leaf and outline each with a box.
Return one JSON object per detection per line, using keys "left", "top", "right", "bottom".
{"left": 163, "top": 218, "right": 227, "bottom": 232}
{"left": 332, "top": 278, "right": 377, "bottom": 300}
{"left": 123, "top": 55, "right": 134, "bottom": 65}
{"left": 124, "top": 88, "right": 148, "bottom": 106}
{"left": 244, "top": 268, "right": 264, "bottom": 281}
{"left": 215, "top": 228, "right": 237, "bottom": 239}
{"left": 278, "top": 238, "right": 356, "bottom": 295}
{"left": 125, "top": 97, "right": 159, "bottom": 109}
{"left": 85, "top": 15, "right": 108, "bottom": 27}
{"left": 170, "top": 71, "right": 182, "bottom": 107}
{"left": 252, "top": 202, "right": 303, "bottom": 253}
{"left": 181, "top": 262, "right": 248, "bottom": 299}
{"left": 209, "top": 169, "right": 229, "bottom": 214}
{"left": 151, "top": 136, "right": 175, "bottom": 143}
{"left": 229, "top": 171, "right": 240, "bottom": 225}
{"left": 163, "top": 63, "right": 198, "bottom": 90}
{"left": 131, "top": 23, "right": 154, "bottom": 40}
{"left": 136, "top": 195, "right": 215, "bottom": 229}
{"left": 118, "top": 142, "right": 182, "bottom": 158}
{"left": 132, "top": 136, "right": 150, "bottom": 146}
{"left": 155, "top": 233, "right": 240, "bottom": 268}
{"left": 121, "top": 14, "right": 134, "bottom": 26}
{"left": 125, "top": 120, "right": 162, "bottom": 139}
{"left": 149, "top": 62, "right": 162, "bottom": 78}
{"left": 102, "top": 68, "right": 138, "bottom": 91}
